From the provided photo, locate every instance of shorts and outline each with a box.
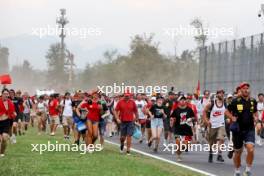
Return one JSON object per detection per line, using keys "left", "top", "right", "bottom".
{"left": 105, "top": 114, "right": 113, "bottom": 123}
{"left": 99, "top": 119, "right": 106, "bottom": 136}
{"left": 151, "top": 118, "right": 164, "bottom": 129}
{"left": 37, "top": 112, "right": 47, "bottom": 121}
{"left": 62, "top": 116, "right": 73, "bottom": 126}
{"left": 120, "top": 121, "right": 134, "bottom": 137}
{"left": 0, "top": 119, "right": 11, "bottom": 135}
{"left": 23, "top": 113, "right": 31, "bottom": 123}
{"left": 14, "top": 113, "right": 23, "bottom": 123}
{"left": 50, "top": 116, "right": 60, "bottom": 125}
{"left": 146, "top": 119, "right": 151, "bottom": 128}
{"left": 207, "top": 126, "right": 226, "bottom": 145}
{"left": 87, "top": 119, "right": 99, "bottom": 125}
{"left": 139, "top": 119, "right": 146, "bottom": 128}
{"left": 233, "top": 130, "right": 255, "bottom": 150}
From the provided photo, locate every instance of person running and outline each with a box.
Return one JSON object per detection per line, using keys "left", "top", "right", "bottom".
{"left": 171, "top": 95, "right": 195, "bottom": 162}
{"left": 163, "top": 91, "right": 175, "bottom": 145}
{"left": 145, "top": 97, "right": 155, "bottom": 145}
{"left": 105, "top": 96, "right": 115, "bottom": 137}
{"left": 36, "top": 96, "right": 47, "bottom": 135}
{"left": 0, "top": 89, "right": 16, "bottom": 157}
{"left": 186, "top": 94, "right": 198, "bottom": 143}
{"left": 60, "top": 92, "right": 74, "bottom": 140}
{"left": 114, "top": 91, "right": 138, "bottom": 155}
{"left": 30, "top": 96, "right": 37, "bottom": 128}
{"left": 203, "top": 89, "right": 226, "bottom": 163}
{"left": 135, "top": 93, "right": 147, "bottom": 143}
{"left": 148, "top": 96, "right": 166, "bottom": 152}
{"left": 256, "top": 93, "right": 264, "bottom": 146}
{"left": 77, "top": 92, "right": 101, "bottom": 147}
{"left": 225, "top": 82, "right": 258, "bottom": 176}
{"left": 72, "top": 92, "right": 86, "bottom": 145}
{"left": 9, "top": 89, "right": 24, "bottom": 139}
{"left": 22, "top": 92, "right": 32, "bottom": 132}
{"left": 48, "top": 94, "right": 60, "bottom": 136}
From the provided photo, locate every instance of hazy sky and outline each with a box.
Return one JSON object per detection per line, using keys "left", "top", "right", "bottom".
{"left": 0, "top": 0, "right": 264, "bottom": 69}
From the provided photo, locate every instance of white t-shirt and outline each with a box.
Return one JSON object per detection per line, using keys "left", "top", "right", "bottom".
{"left": 257, "top": 102, "right": 264, "bottom": 120}
{"left": 135, "top": 100, "right": 146, "bottom": 120}
{"left": 61, "top": 99, "right": 73, "bottom": 117}
{"left": 37, "top": 102, "right": 45, "bottom": 112}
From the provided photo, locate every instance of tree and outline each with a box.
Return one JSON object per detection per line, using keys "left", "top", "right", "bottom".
{"left": 190, "top": 18, "right": 208, "bottom": 48}
{"left": 46, "top": 43, "right": 68, "bottom": 87}
{"left": 0, "top": 46, "right": 9, "bottom": 74}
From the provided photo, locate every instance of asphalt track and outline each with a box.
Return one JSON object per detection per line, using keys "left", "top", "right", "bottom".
{"left": 106, "top": 136, "right": 264, "bottom": 176}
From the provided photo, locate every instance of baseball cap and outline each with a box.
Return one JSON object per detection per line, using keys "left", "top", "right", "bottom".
{"left": 151, "top": 97, "right": 156, "bottom": 101}
{"left": 238, "top": 82, "right": 250, "bottom": 89}
{"left": 178, "top": 95, "right": 186, "bottom": 101}
{"left": 227, "top": 94, "right": 233, "bottom": 98}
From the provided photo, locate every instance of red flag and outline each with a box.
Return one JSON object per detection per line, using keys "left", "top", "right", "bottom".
{"left": 196, "top": 80, "right": 200, "bottom": 96}
{"left": 0, "top": 74, "right": 12, "bottom": 85}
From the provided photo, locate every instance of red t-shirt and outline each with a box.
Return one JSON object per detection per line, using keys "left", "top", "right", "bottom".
{"left": 49, "top": 99, "right": 59, "bottom": 116}
{"left": 81, "top": 102, "right": 101, "bottom": 122}
{"left": 0, "top": 99, "right": 16, "bottom": 119}
{"left": 115, "top": 99, "right": 138, "bottom": 122}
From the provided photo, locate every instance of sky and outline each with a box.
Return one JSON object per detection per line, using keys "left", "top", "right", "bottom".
{"left": 0, "top": 0, "right": 264, "bottom": 69}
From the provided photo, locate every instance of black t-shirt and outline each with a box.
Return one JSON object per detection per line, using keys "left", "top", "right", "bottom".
{"left": 227, "top": 97, "right": 257, "bottom": 131}
{"left": 72, "top": 100, "right": 82, "bottom": 117}
{"left": 163, "top": 99, "right": 174, "bottom": 118}
{"left": 150, "top": 104, "right": 165, "bottom": 119}
{"left": 11, "top": 97, "right": 23, "bottom": 114}
{"left": 171, "top": 106, "right": 194, "bottom": 136}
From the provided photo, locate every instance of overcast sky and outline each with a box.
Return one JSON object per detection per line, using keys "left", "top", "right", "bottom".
{"left": 0, "top": 0, "right": 264, "bottom": 69}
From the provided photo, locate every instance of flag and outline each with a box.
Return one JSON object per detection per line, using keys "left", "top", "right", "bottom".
{"left": 0, "top": 74, "right": 12, "bottom": 84}
{"left": 195, "top": 80, "right": 200, "bottom": 97}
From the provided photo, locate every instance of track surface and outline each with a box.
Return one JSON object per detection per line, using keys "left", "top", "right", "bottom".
{"left": 106, "top": 136, "right": 264, "bottom": 176}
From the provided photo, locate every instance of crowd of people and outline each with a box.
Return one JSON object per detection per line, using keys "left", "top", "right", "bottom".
{"left": 0, "top": 82, "right": 264, "bottom": 176}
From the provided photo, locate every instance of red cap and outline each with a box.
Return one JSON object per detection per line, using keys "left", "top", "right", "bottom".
{"left": 238, "top": 82, "right": 250, "bottom": 89}
{"left": 124, "top": 89, "right": 132, "bottom": 97}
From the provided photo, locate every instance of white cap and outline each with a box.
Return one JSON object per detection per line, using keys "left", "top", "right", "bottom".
{"left": 227, "top": 94, "right": 233, "bottom": 98}
{"left": 151, "top": 97, "right": 156, "bottom": 101}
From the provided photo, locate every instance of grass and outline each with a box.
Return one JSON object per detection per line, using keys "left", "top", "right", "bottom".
{"left": 0, "top": 127, "right": 203, "bottom": 176}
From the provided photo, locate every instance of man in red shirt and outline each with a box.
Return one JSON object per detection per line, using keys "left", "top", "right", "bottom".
{"left": 0, "top": 89, "right": 16, "bottom": 157}
{"left": 49, "top": 94, "right": 60, "bottom": 136}
{"left": 114, "top": 92, "right": 138, "bottom": 155}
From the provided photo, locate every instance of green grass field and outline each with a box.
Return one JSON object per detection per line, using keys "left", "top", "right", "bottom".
{"left": 0, "top": 127, "right": 203, "bottom": 176}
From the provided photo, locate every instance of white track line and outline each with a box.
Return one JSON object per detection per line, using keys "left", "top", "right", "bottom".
{"left": 105, "top": 140, "right": 217, "bottom": 176}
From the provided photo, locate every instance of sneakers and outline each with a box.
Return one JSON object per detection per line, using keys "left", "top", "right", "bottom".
{"left": 0, "top": 154, "right": 5, "bottom": 157}
{"left": 234, "top": 172, "right": 241, "bottom": 176}
{"left": 177, "top": 155, "right": 182, "bottom": 162}
{"left": 153, "top": 148, "right": 158, "bottom": 153}
{"left": 148, "top": 140, "right": 152, "bottom": 148}
{"left": 217, "top": 155, "right": 225, "bottom": 163}
{"left": 120, "top": 144, "right": 124, "bottom": 154}
{"left": 208, "top": 153, "right": 213, "bottom": 163}
{"left": 243, "top": 171, "right": 252, "bottom": 176}
{"left": 126, "top": 151, "right": 131, "bottom": 156}
{"left": 10, "top": 135, "right": 17, "bottom": 144}
{"left": 50, "top": 132, "right": 55, "bottom": 136}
